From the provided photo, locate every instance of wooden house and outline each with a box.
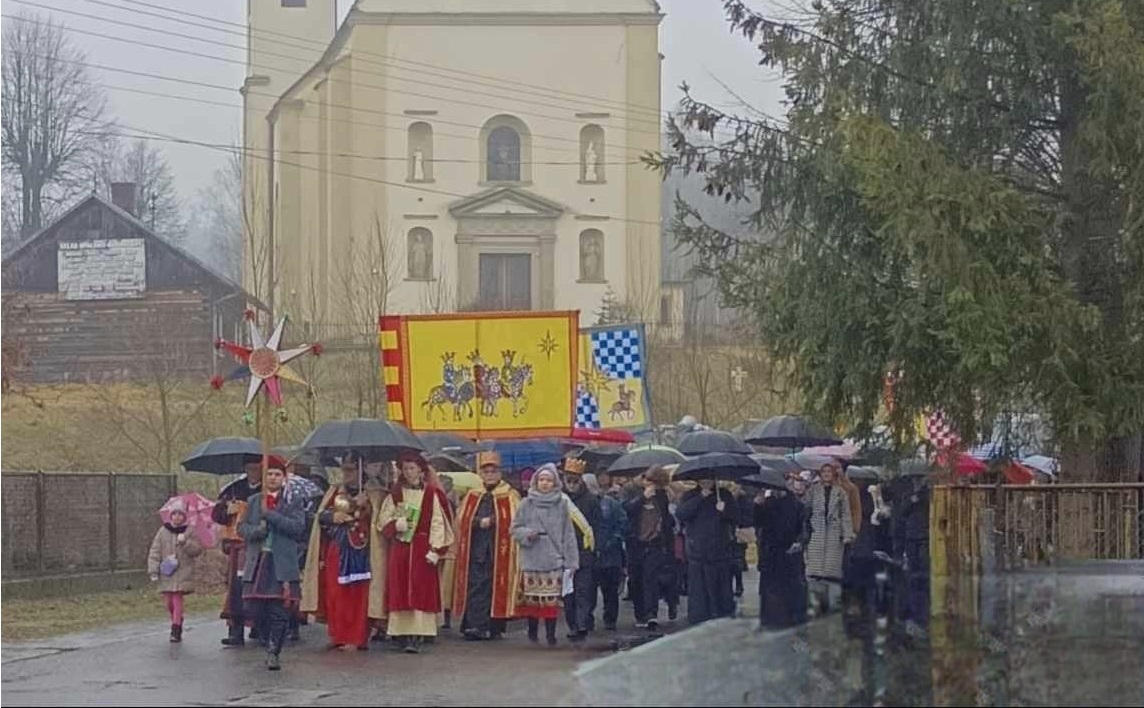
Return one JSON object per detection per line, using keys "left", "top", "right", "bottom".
{"left": 1, "top": 183, "right": 263, "bottom": 383}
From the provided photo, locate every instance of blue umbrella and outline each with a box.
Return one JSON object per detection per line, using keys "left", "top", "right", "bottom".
{"left": 485, "top": 439, "right": 564, "bottom": 471}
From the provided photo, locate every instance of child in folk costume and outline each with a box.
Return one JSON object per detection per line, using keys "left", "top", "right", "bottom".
{"left": 510, "top": 464, "right": 592, "bottom": 646}
{"left": 376, "top": 452, "right": 455, "bottom": 654}
{"left": 148, "top": 499, "right": 204, "bottom": 643}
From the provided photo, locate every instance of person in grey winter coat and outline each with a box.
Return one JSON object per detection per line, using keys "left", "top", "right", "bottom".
{"left": 804, "top": 461, "right": 855, "bottom": 614}
{"left": 148, "top": 499, "right": 204, "bottom": 643}
{"left": 511, "top": 465, "right": 588, "bottom": 645}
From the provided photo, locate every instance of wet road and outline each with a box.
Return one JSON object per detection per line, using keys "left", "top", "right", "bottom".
{"left": 2, "top": 616, "right": 608, "bottom": 706}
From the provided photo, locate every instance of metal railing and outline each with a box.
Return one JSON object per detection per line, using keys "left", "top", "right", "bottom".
{"left": 1, "top": 471, "right": 177, "bottom": 578}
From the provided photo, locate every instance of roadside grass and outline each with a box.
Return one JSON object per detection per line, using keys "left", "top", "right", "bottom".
{"left": 1, "top": 587, "right": 224, "bottom": 643}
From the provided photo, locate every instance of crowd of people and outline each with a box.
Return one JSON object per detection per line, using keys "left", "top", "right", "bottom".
{"left": 147, "top": 448, "right": 932, "bottom": 672}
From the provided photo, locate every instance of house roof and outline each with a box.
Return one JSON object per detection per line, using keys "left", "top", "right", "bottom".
{"left": 1, "top": 192, "right": 268, "bottom": 311}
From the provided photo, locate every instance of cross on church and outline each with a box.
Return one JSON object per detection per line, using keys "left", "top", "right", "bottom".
{"left": 731, "top": 366, "right": 747, "bottom": 393}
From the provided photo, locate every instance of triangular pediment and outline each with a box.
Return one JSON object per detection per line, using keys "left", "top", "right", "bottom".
{"left": 449, "top": 187, "right": 565, "bottom": 219}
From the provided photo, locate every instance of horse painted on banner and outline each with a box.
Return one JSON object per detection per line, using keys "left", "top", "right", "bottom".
{"left": 420, "top": 349, "right": 534, "bottom": 422}
{"left": 609, "top": 382, "right": 637, "bottom": 421}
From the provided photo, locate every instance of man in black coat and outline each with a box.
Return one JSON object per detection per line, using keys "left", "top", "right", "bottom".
{"left": 753, "top": 486, "right": 811, "bottom": 629}
{"left": 675, "top": 480, "right": 739, "bottom": 626}
{"left": 212, "top": 462, "right": 262, "bottom": 647}
{"left": 562, "top": 458, "right": 604, "bottom": 640}
{"left": 623, "top": 466, "right": 676, "bottom": 630}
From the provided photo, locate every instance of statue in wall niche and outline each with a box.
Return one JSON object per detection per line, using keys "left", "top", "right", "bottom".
{"left": 412, "top": 149, "right": 426, "bottom": 181}
{"left": 409, "top": 231, "right": 433, "bottom": 279}
{"left": 580, "top": 234, "right": 602, "bottom": 281}
{"left": 584, "top": 141, "right": 599, "bottom": 182}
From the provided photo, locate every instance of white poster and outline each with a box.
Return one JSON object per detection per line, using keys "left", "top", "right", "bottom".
{"left": 58, "top": 239, "right": 147, "bottom": 301}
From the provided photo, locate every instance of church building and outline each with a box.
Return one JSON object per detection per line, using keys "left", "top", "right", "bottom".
{"left": 242, "top": 0, "right": 663, "bottom": 326}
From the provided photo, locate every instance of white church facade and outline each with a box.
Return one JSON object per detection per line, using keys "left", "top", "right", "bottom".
{"left": 242, "top": 0, "right": 663, "bottom": 327}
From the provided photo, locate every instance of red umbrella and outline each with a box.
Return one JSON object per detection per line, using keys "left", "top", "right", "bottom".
{"left": 567, "top": 428, "right": 635, "bottom": 444}
{"left": 1002, "top": 461, "right": 1036, "bottom": 485}
{"left": 937, "top": 450, "right": 987, "bottom": 477}
{"left": 159, "top": 492, "right": 219, "bottom": 548}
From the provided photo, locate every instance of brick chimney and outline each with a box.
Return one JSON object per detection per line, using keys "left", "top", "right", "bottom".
{"left": 110, "top": 182, "right": 138, "bottom": 216}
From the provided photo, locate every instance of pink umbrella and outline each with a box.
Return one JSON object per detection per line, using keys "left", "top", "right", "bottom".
{"left": 159, "top": 492, "right": 219, "bottom": 548}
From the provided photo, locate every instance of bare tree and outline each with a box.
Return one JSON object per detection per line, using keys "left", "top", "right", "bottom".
{"left": 334, "top": 213, "right": 401, "bottom": 418}
{"left": 189, "top": 147, "right": 243, "bottom": 281}
{"left": 99, "top": 139, "right": 186, "bottom": 243}
{"left": 421, "top": 261, "right": 457, "bottom": 314}
{"left": 1, "top": 11, "right": 110, "bottom": 250}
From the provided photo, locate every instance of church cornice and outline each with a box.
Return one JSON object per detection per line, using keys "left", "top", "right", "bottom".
{"left": 349, "top": 11, "right": 663, "bottom": 27}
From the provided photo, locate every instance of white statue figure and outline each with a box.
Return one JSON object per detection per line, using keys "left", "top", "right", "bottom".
{"left": 412, "top": 149, "right": 425, "bottom": 181}
{"left": 581, "top": 235, "right": 601, "bottom": 280}
{"left": 410, "top": 232, "right": 431, "bottom": 278}
{"left": 584, "top": 141, "right": 599, "bottom": 182}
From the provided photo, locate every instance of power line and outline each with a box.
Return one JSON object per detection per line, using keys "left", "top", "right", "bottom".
{"left": 15, "top": 0, "right": 668, "bottom": 139}
{"left": 104, "top": 122, "right": 663, "bottom": 229}
{"left": 3, "top": 11, "right": 670, "bottom": 158}
{"left": 78, "top": 126, "right": 643, "bottom": 167}
{"left": 98, "top": 0, "right": 672, "bottom": 124}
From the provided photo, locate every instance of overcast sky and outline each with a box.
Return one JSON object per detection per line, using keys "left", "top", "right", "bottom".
{"left": 13, "top": 0, "right": 784, "bottom": 204}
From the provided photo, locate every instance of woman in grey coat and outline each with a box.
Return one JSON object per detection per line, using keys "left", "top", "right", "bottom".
{"left": 804, "top": 461, "right": 855, "bottom": 615}
{"left": 511, "top": 464, "right": 585, "bottom": 646}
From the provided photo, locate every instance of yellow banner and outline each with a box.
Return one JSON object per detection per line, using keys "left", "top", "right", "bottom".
{"left": 396, "top": 311, "right": 578, "bottom": 438}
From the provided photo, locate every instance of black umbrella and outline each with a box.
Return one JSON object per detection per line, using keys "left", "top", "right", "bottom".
{"left": 673, "top": 452, "right": 760, "bottom": 482}
{"left": 740, "top": 465, "right": 790, "bottom": 491}
{"left": 272, "top": 445, "right": 324, "bottom": 468}
{"left": 427, "top": 453, "right": 470, "bottom": 473}
{"left": 419, "top": 431, "right": 480, "bottom": 455}
{"left": 677, "top": 430, "right": 753, "bottom": 457}
{"left": 574, "top": 444, "right": 628, "bottom": 471}
{"left": 750, "top": 453, "right": 800, "bottom": 475}
{"left": 846, "top": 465, "right": 881, "bottom": 483}
{"left": 744, "top": 415, "right": 842, "bottom": 448}
{"left": 897, "top": 458, "right": 933, "bottom": 477}
{"left": 181, "top": 437, "right": 263, "bottom": 475}
{"left": 607, "top": 445, "right": 686, "bottom": 476}
{"left": 300, "top": 419, "right": 425, "bottom": 460}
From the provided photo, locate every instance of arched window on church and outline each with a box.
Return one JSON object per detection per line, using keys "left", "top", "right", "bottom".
{"left": 481, "top": 115, "right": 530, "bottom": 183}
{"left": 407, "top": 122, "right": 433, "bottom": 182}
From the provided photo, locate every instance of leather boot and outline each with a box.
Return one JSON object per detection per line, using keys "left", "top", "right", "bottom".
{"left": 527, "top": 618, "right": 539, "bottom": 643}
{"left": 170, "top": 624, "right": 182, "bottom": 643}
{"left": 545, "top": 619, "right": 558, "bottom": 646}
{"left": 221, "top": 626, "right": 244, "bottom": 647}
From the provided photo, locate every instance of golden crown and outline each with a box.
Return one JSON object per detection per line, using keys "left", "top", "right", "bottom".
{"left": 563, "top": 457, "right": 588, "bottom": 474}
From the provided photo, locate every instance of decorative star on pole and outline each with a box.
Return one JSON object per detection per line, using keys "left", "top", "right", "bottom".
{"left": 213, "top": 316, "right": 321, "bottom": 407}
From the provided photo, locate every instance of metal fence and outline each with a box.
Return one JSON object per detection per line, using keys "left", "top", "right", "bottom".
{"left": 931, "top": 483, "right": 1144, "bottom": 576}
{"left": 1, "top": 471, "right": 176, "bottom": 578}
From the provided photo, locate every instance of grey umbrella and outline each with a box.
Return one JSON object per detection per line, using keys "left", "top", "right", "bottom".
{"left": 846, "top": 465, "right": 881, "bottom": 483}
{"left": 750, "top": 453, "right": 800, "bottom": 475}
{"left": 300, "top": 419, "right": 425, "bottom": 460}
{"left": 427, "top": 453, "right": 471, "bottom": 473}
{"left": 419, "top": 432, "right": 480, "bottom": 455}
{"left": 677, "top": 430, "right": 753, "bottom": 457}
{"left": 181, "top": 437, "right": 263, "bottom": 475}
{"left": 744, "top": 415, "right": 842, "bottom": 448}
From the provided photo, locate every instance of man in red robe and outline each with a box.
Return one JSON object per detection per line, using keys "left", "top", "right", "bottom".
{"left": 452, "top": 451, "right": 521, "bottom": 640}
{"left": 377, "top": 452, "right": 454, "bottom": 653}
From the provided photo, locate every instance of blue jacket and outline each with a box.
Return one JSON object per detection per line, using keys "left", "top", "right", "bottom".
{"left": 597, "top": 495, "right": 629, "bottom": 568}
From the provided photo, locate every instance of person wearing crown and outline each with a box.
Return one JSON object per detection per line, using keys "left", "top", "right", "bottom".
{"left": 300, "top": 452, "right": 385, "bottom": 650}
{"left": 452, "top": 451, "right": 522, "bottom": 641}
{"left": 560, "top": 456, "right": 601, "bottom": 641}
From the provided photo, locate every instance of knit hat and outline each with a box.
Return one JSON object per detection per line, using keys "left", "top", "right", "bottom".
{"left": 167, "top": 499, "right": 187, "bottom": 515}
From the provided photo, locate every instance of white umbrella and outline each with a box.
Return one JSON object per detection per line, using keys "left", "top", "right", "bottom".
{"left": 1020, "top": 455, "right": 1058, "bottom": 477}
